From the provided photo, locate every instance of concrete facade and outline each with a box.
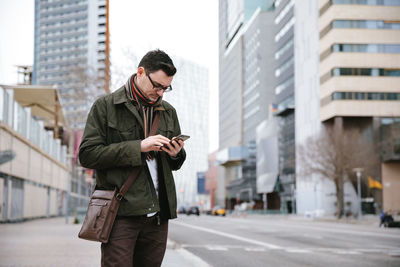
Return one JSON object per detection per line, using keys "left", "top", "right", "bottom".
{"left": 0, "top": 86, "right": 68, "bottom": 222}
{"left": 319, "top": 4, "right": 400, "bottom": 122}
{"left": 295, "top": 0, "right": 333, "bottom": 215}
{"left": 295, "top": 0, "right": 400, "bottom": 216}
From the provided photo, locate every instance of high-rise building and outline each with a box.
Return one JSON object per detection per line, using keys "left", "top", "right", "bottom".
{"left": 218, "top": 0, "right": 276, "bottom": 209}
{"left": 295, "top": 0, "right": 400, "bottom": 215}
{"left": 32, "top": 0, "right": 110, "bottom": 129}
{"left": 162, "top": 57, "right": 209, "bottom": 206}
{"left": 273, "top": 0, "right": 296, "bottom": 213}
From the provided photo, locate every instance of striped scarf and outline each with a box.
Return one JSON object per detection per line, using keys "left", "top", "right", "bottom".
{"left": 125, "top": 74, "right": 162, "bottom": 159}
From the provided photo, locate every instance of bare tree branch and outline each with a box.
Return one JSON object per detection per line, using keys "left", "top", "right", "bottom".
{"left": 298, "top": 125, "right": 379, "bottom": 218}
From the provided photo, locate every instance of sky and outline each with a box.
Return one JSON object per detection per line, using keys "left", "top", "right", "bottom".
{"left": 0, "top": 0, "right": 219, "bottom": 152}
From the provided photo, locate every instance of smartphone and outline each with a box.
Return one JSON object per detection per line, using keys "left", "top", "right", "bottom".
{"left": 163, "top": 135, "right": 190, "bottom": 148}
{"left": 174, "top": 134, "right": 190, "bottom": 142}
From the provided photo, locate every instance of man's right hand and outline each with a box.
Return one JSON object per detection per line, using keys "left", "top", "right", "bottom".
{"left": 140, "top": 135, "right": 170, "bottom": 153}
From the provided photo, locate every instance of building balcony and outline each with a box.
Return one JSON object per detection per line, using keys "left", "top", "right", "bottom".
{"left": 320, "top": 100, "right": 400, "bottom": 121}
{"left": 320, "top": 53, "right": 400, "bottom": 78}
{"left": 320, "top": 28, "right": 400, "bottom": 54}
{"left": 320, "top": 76, "right": 400, "bottom": 99}
{"left": 216, "top": 146, "right": 248, "bottom": 167}
{"left": 319, "top": 5, "right": 400, "bottom": 32}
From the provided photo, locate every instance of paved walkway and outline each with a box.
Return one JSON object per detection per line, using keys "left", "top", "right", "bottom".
{"left": 0, "top": 217, "right": 209, "bottom": 267}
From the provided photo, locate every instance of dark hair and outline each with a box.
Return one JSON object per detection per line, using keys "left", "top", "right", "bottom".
{"left": 138, "top": 49, "right": 177, "bottom": 76}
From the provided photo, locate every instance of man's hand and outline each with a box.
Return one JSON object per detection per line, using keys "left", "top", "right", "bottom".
{"left": 140, "top": 135, "right": 170, "bottom": 153}
{"left": 161, "top": 137, "right": 184, "bottom": 157}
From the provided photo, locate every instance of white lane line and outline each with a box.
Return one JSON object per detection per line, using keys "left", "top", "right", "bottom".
{"left": 205, "top": 245, "right": 228, "bottom": 251}
{"left": 332, "top": 250, "right": 361, "bottom": 255}
{"left": 228, "top": 218, "right": 400, "bottom": 240}
{"left": 285, "top": 249, "right": 311, "bottom": 253}
{"left": 245, "top": 247, "right": 266, "bottom": 252}
{"left": 171, "top": 221, "right": 282, "bottom": 250}
{"left": 180, "top": 243, "right": 391, "bottom": 256}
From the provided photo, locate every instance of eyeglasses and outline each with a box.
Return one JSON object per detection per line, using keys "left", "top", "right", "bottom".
{"left": 147, "top": 74, "right": 173, "bottom": 92}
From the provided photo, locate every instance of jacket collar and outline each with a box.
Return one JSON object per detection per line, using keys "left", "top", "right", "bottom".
{"left": 113, "top": 86, "right": 128, "bottom": 104}
{"left": 113, "top": 85, "right": 167, "bottom": 111}
{"left": 111, "top": 85, "right": 166, "bottom": 129}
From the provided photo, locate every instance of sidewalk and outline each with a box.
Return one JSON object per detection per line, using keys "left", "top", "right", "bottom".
{"left": 0, "top": 216, "right": 209, "bottom": 267}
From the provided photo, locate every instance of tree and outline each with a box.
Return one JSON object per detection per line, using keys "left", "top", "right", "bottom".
{"left": 298, "top": 124, "right": 379, "bottom": 219}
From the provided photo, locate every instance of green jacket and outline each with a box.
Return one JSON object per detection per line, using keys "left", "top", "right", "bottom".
{"left": 79, "top": 86, "right": 186, "bottom": 219}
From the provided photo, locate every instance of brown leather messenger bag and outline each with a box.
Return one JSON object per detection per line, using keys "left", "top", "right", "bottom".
{"left": 78, "top": 112, "right": 160, "bottom": 243}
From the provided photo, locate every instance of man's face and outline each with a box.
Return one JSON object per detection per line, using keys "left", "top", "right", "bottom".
{"left": 136, "top": 67, "right": 173, "bottom": 102}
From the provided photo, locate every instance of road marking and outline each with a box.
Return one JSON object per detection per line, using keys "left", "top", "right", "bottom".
{"left": 285, "top": 249, "right": 311, "bottom": 253}
{"left": 245, "top": 247, "right": 267, "bottom": 252}
{"left": 206, "top": 245, "right": 228, "bottom": 251}
{"left": 171, "top": 221, "right": 282, "bottom": 250}
{"left": 173, "top": 220, "right": 398, "bottom": 257}
{"left": 227, "top": 218, "right": 400, "bottom": 240}
{"left": 332, "top": 250, "right": 361, "bottom": 255}
{"left": 179, "top": 243, "right": 398, "bottom": 257}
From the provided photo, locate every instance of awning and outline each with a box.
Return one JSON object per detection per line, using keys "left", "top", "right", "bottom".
{"left": 257, "top": 172, "right": 278, "bottom": 194}
{"left": 1, "top": 84, "right": 67, "bottom": 128}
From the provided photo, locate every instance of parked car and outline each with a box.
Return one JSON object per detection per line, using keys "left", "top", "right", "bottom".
{"left": 186, "top": 206, "right": 200, "bottom": 216}
{"left": 177, "top": 206, "right": 187, "bottom": 214}
{"left": 212, "top": 205, "right": 226, "bottom": 216}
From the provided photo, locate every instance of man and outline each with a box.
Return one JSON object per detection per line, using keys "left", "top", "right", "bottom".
{"left": 79, "top": 49, "right": 186, "bottom": 267}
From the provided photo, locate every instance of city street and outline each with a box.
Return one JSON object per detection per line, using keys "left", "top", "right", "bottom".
{"left": 169, "top": 214, "right": 400, "bottom": 267}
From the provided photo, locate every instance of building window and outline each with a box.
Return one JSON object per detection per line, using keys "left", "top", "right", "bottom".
{"left": 275, "top": 17, "right": 295, "bottom": 43}
{"left": 332, "top": 44, "right": 400, "bottom": 53}
{"left": 332, "top": 20, "right": 400, "bottom": 30}
{"left": 274, "top": 0, "right": 294, "bottom": 25}
{"left": 275, "top": 76, "right": 294, "bottom": 94}
{"left": 331, "top": 68, "right": 400, "bottom": 77}
{"left": 331, "top": 0, "right": 400, "bottom": 6}
{"left": 321, "top": 0, "right": 400, "bottom": 16}
{"left": 275, "top": 38, "right": 294, "bottom": 60}
{"left": 331, "top": 91, "right": 400, "bottom": 101}
{"left": 320, "top": 20, "right": 400, "bottom": 38}
{"left": 275, "top": 57, "right": 294, "bottom": 77}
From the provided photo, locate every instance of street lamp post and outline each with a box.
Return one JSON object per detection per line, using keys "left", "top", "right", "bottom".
{"left": 353, "top": 168, "right": 364, "bottom": 221}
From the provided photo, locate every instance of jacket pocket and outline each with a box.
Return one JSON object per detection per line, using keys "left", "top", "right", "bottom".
{"left": 107, "top": 121, "right": 137, "bottom": 143}
{"left": 158, "top": 121, "right": 174, "bottom": 139}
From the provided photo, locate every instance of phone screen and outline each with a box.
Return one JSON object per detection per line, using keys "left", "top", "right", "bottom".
{"left": 175, "top": 135, "right": 190, "bottom": 142}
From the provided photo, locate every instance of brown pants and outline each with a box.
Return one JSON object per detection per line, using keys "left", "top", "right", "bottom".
{"left": 101, "top": 216, "right": 169, "bottom": 267}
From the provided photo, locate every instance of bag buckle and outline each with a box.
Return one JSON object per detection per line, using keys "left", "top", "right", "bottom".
{"left": 115, "top": 193, "right": 123, "bottom": 201}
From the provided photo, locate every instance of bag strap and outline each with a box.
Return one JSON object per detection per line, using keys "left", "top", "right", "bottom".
{"left": 117, "top": 111, "right": 161, "bottom": 200}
